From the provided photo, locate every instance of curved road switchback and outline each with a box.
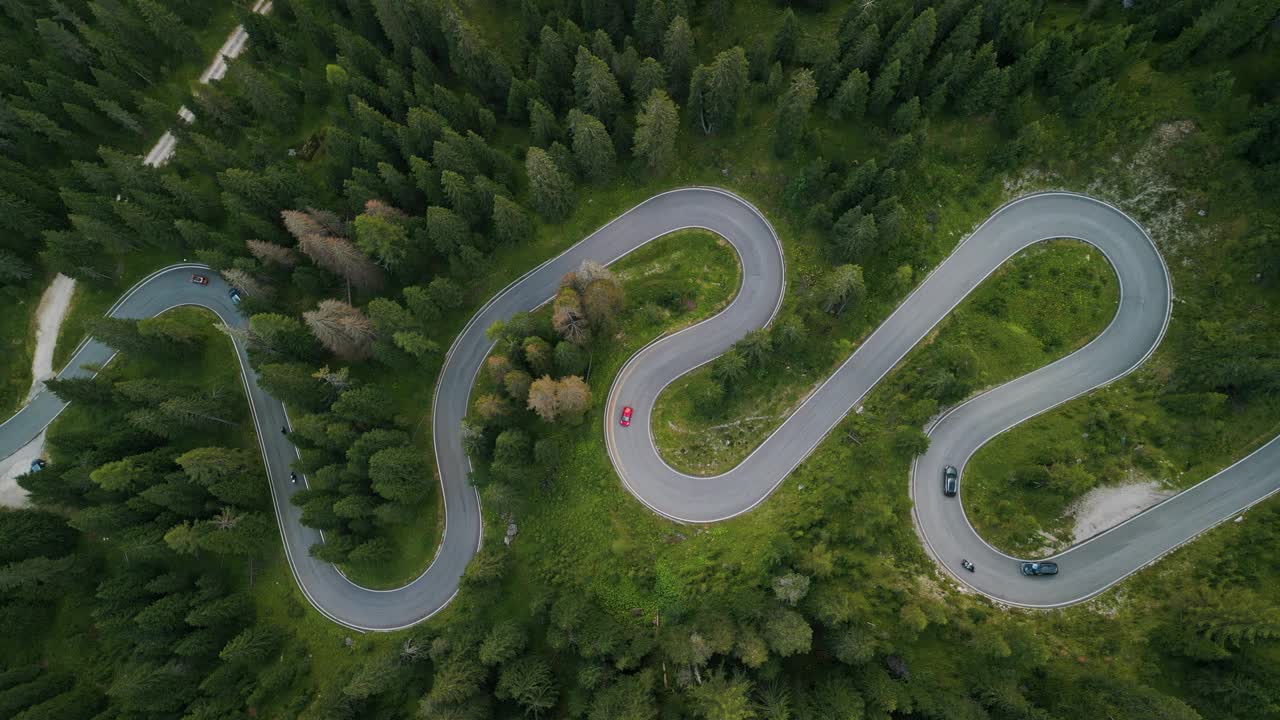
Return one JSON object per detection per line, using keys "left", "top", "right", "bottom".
{"left": 3, "top": 189, "right": 1278, "bottom": 627}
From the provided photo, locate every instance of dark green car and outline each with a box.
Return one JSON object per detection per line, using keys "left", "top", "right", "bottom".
{"left": 942, "top": 465, "right": 959, "bottom": 497}
{"left": 1020, "top": 562, "right": 1059, "bottom": 576}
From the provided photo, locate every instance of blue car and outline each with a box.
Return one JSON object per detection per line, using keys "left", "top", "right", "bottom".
{"left": 228, "top": 288, "right": 242, "bottom": 304}
{"left": 29, "top": 458, "right": 47, "bottom": 473}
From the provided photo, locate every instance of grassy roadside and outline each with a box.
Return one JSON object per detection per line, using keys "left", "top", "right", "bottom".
{"left": 654, "top": 241, "right": 1120, "bottom": 476}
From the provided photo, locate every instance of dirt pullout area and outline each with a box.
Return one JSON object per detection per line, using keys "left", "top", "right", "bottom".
{"left": 1068, "top": 480, "right": 1175, "bottom": 545}
{"left": 28, "top": 273, "right": 76, "bottom": 400}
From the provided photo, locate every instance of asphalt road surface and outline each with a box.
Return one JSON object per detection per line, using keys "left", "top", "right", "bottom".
{"left": 3, "top": 189, "right": 1277, "bottom": 628}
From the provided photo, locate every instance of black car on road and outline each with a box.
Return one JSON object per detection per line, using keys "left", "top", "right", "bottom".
{"left": 1020, "top": 562, "right": 1059, "bottom": 576}
{"left": 942, "top": 465, "right": 959, "bottom": 496}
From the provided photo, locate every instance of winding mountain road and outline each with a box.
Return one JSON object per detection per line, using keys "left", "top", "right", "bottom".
{"left": 3, "top": 188, "right": 1277, "bottom": 628}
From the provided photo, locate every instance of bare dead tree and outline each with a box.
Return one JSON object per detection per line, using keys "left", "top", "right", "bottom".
{"left": 303, "top": 299, "right": 376, "bottom": 360}
{"left": 552, "top": 288, "right": 591, "bottom": 344}
{"left": 246, "top": 239, "right": 299, "bottom": 267}
{"left": 221, "top": 268, "right": 273, "bottom": 299}
{"left": 281, "top": 209, "right": 326, "bottom": 241}
{"left": 214, "top": 322, "right": 258, "bottom": 348}
{"left": 297, "top": 234, "right": 384, "bottom": 296}
{"left": 212, "top": 507, "right": 241, "bottom": 530}
{"left": 306, "top": 207, "right": 348, "bottom": 237}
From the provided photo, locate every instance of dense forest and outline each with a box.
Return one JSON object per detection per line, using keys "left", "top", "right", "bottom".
{"left": 1, "top": 0, "right": 1279, "bottom": 718}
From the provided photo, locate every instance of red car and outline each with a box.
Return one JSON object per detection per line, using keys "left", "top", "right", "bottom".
{"left": 620, "top": 406, "right": 633, "bottom": 427}
{"left": 191, "top": 274, "right": 209, "bottom": 285}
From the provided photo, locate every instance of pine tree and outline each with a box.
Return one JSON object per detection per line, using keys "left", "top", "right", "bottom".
{"left": 493, "top": 195, "right": 534, "bottom": 245}
{"left": 830, "top": 69, "right": 870, "bottom": 120}
{"left": 633, "top": 89, "right": 679, "bottom": 174}
{"left": 847, "top": 22, "right": 881, "bottom": 71}
{"left": 573, "top": 47, "right": 624, "bottom": 125}
{"left": 525, "top": 147, "right": 575, "bottom": 221}
{"left": 958, "top": 43, "right": 1006, "bottom": 115}
{"left": 662, "top": 16, "right": 694, "bottom": 99}
{"left": 834, "top": 207, "right": 879, "bottom": 262}
{"left": 869, "top": 58, "right": 902, "bottom": 115}
{"left": 0, "top": 250, "right": 33, "bottom": 285}
{"left": 774, "top": 69, "right": 818, "bottom": 157}
{"left": 426, "top": 206, "right": 473, "bottom": 263}
{"left": 480, "top": 621, "right": 528, "bottom": 666}
{"left": 817, "top": 264, "right": 866, "bottom": 314}
{"left": 369, "top": 446, "right": 427, "bottom": 503}
{"left": 771, "top": 9, "right": 799, "bottom": 65}
{"left": 441, "top": 171, "right": 482, "bottom": 225}
{"left": 890, "top": 96, "right": 922, "bottom": 134}
{"left": 496, "top": 657, "right": 559, "bottom": 716}
{"left": 690, "top": 47, "right": 748, "bottom": 135}
{"left": 528, "top": 98, "right": 560, "bottom": 147}
{"left": 689, "top": 672, "right": 755, "bottom": 720}
{"left": 568, "top": 110, "right": 615, "bottom": 182}
{"left": 632, "top": 57, "right": 667, "bottom": 106}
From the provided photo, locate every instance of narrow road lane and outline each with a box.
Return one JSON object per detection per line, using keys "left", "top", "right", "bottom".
{"left": 2, "top": 189, "right": 1275, "bottom": 627}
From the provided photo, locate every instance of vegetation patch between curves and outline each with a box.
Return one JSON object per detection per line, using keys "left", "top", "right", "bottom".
{"left": 464, "top": 228, "right": 740, "bottom": 489}
{"left": 652, "top": 240, "right": 1121, "bottom": 477}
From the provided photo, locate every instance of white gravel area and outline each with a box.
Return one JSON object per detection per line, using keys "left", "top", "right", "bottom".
{"left": 28, "top": 273, "right": 75, "bottom": 400}
{"left": 1069, "top": 480, "right": 1174, "bottom": 544}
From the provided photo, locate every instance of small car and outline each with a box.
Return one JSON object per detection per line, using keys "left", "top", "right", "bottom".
{"left": 191, "top": 274, "right": 209, "bottom": 285}
{"left": 942, "top": 465, "right": 959, "bottom": 496}
{"left": 1021, "top": 562, "right": 1059, "bottom": 576}
{"left": 29, "top": 458, "right": 47, "bottom": 473}
{"left": 228, "top": 288, "right": 242, "bottom": 304}
{"left": 620, "top": 406, "right": 633, "bottom": 427}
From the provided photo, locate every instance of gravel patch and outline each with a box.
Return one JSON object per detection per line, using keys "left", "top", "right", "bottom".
{"left": 1068, "top": 480, "right": 1174, "bottom": 545}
